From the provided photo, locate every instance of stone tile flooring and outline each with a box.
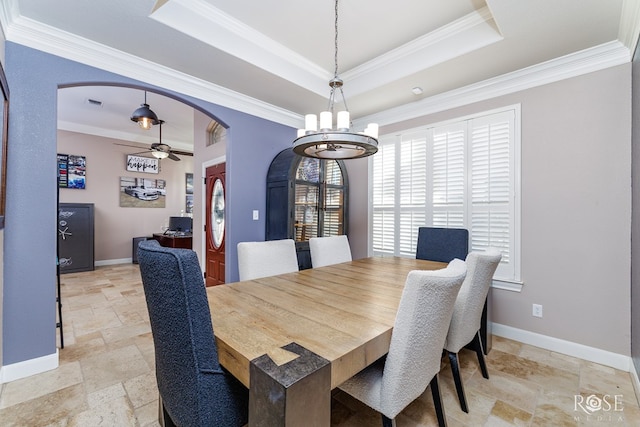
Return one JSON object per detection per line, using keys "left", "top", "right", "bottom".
{"left": 1, "top": 263, "right": 639, "bottom": 426}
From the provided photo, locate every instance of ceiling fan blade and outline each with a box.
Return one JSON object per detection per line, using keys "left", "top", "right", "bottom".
{"left": 129, "top": 150, "right": 153, "bottom": 156}
{"left": 114, "top": 142, "right": 148, "bottom": 150}
{"left": 171, "top": 149, "right": 193, "bottom": 157}
{"left": 168, "top": 152, "right": 181, "bottom": 161}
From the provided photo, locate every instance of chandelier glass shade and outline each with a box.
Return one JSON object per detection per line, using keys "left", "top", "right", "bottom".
{"left": 292, "top": 0, "right": 378, "bottom": 159}
{"left": 130, "top": 91, "right": 160, "bottom": 130}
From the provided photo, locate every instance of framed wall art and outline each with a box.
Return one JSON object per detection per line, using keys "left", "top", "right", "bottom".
{"left": 120, "top": 176, "right": 166, "bottom": 208}
{"left": 185, "top": 173, "right": 193, "bottom": 214}
{"left": 126, "top": 154, "right": 159, "bottom": 174}
{"left": 57, "top": 154, "right": 86, "bottom": 189}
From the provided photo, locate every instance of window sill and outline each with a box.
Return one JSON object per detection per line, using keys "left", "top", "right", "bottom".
{"left": 491, "top": 279, "right": 523, "bottom": 292}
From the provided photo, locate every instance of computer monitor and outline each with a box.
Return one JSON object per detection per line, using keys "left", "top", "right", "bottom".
{"left": 168, "top": 216, "right": 192, "bottom": 233}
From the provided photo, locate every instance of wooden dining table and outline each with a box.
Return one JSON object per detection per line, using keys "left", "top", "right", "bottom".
{"left": 206, "top": 256, "right": 447, "bottom": 426}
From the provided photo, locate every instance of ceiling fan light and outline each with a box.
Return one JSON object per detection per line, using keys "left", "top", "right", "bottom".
{"left": 152, "top": 150, "right": 169, "bottom": 159}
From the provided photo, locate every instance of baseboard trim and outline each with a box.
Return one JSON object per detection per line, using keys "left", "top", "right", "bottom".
{"left": 95, "top": 258, "right": 131, "bottom": 266}
{"left": 491, "top": 322, "right": 631, "bottom": 372}
{"left": 630, "top": 363, "right": 640, "bottom": 407}
{"left": 0, "top": 350, "right": 59, "bottom": 384}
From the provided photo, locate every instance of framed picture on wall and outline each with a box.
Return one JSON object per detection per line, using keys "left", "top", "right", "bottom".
{"left": 186, "top": 173, "right": 193, "bottom": 214}
{"left": 120, "top": 176, "right": 166, "bottom": 208}
{"left": 58, "top": 154, "right": 86, "bottom": 189}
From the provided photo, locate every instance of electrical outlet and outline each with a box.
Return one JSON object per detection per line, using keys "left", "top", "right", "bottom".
{"left": 252, "top": 210, "right": 259, "bottom": 220}
{"left": 532, "top": 303, "right": 543, "bottom": 318}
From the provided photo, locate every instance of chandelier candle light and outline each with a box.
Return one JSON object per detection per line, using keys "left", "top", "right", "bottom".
{"left": 292, "top": 0, "right": 378, "bottom": 159}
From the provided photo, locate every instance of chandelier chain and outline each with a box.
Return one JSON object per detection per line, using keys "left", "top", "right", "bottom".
{"left": 334, "top": 0, "right": 339, "bottom": 78}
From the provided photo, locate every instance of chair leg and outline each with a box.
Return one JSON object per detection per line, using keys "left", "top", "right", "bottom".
{"left": 472, "top": 330, "right": 489, "bottom": 379}
{"left": 471, "top": 331, "right": 489, "bottom": 379}
{"left": 447, "top": 351, "right": 468, "bottom": 413}
{"left": 430, "top": 374, "right": 448, "bottom": 427}
{"left": 381, "top": 414, "right": 396, "bottom": 427}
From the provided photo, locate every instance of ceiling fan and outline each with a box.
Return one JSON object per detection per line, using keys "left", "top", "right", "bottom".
{"left": 130, "top": 120, "right": 185, "bottom": 161}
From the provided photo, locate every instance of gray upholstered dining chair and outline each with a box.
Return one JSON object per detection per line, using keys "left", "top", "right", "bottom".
{"left": 237, "top": 238, "right": 299, "bottom": 281}
{"left": 338, "top": 259, "right": 467, "bottom": 427}
{"left": 309, "top": 235, "right": 352, "bottom": 267}
{"left": 444, "top": 248, "right": 502, "bottom": 413}
{"left": 137, "top": 240, "right": 248, "bottom": 427}
{"left": 416, "top": 227, "right": 469, "bottom": 263}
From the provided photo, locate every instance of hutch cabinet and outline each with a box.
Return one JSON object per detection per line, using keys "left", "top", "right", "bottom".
{"left": 266, "top": 148, "right": 348, "bottom": 269}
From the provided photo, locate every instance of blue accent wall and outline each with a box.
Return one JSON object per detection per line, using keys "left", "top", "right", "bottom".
{"left": 3, "top": 42, "right": 293, "bottom": 365}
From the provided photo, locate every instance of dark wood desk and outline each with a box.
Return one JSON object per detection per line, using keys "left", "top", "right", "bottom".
{"left": 207, "top": 257, "right": 448, "bottom": 426}
{"left": 152, "top": 233, "right": 192, "bottom": 249}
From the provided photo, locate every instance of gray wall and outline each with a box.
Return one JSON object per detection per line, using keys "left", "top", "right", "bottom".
{"left": 349, "top": 64, "right": 632, "bottom": 355}
{"left": 2, "top": 42, "right": 292, "bottom": 365}
{"left": 632, "top": 42, "right": 640, "bottom": 376}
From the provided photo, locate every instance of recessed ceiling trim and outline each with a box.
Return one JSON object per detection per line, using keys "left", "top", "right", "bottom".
{"left": 0, "top": 0, "right": 18, "bottom": 33}
{"left": 355, "top": 41, "right": 630, "bottom": 130}
{"left": 150, "top": 0, "right": 330, "bottom": 97}
{"left": 343, "top": 6, "right": 503, "bottom": 97}
{"left": 4, "top": 14, "right": 303, "bottom": 128}
{"left": 618, "top": 0, "right": 640, "bottom": 55}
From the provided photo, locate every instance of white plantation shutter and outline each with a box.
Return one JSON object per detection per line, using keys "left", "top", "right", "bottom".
{"left": 398, "top": 133, "right": 427, "bottom": 256}
{"left": 371, "top": 106, "right": 520, "bottom": 283}
{"left": 432, "top": 125, "right": 465, "bottom": 228}
{"left": 372, "top": 140, "right": 396, "bottom": 254}
{"left": 469, "top": 111, "right": 515, "bottom": 279}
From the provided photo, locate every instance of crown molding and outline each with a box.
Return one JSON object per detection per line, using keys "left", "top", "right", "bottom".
{"left": 0, "top": 0, "right": 18, "bottom": 37}
{"left": 150, "top": 0, "right": 330, "bottom": 98}
{"left": 619, "top": 0, "right": 640, "bottom": 56}
{"left": 343, "top": 6, "right": 503, "bottom": 97}
{"left": 354, "top": 40, "right": 631, "bottom": 130}
{"left": 1, "top": 3, "right": 633, "bottom": 133}
{"left": 3, "top": 14, "right": 303, "bottom": 128}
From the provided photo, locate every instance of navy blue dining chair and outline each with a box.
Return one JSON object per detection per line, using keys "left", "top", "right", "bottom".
{"left": 137, "top": 240, "right": 248, "bottom": 427}
{"left": 416, "top": 227, "right": 469, "bottom": 263}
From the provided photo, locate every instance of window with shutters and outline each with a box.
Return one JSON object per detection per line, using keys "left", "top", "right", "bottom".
{"left": 371, "top": 106, "right": 521, "bottom": 286}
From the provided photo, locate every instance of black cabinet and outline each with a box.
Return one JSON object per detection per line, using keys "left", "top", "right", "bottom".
{"left": 266, "top": 148, "right": 348, "bottom": 269}
{"left": 58, "top": 203, "right": 95, "bottom": 273}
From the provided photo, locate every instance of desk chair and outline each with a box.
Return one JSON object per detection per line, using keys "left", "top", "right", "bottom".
{"left": 137, "top": 240, "right": 248, "bottom": 427}
{"left": 338, "top": 259, "right": 467, "bottom": 427}
{"left": 237, "top": 239, "right": 299, "bottom": 281}
{"left": 416, "top": 227, "right": 469, "bottom": 263}
{"left": 309, "top": 235, "right": 352, "bottom": 267}
{"left": 445, "top": 249, "right": 502, "bottom": 413}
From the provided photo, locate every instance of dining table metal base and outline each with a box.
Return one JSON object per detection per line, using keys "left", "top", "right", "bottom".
{"left": 248, "top": 342, "right": 331, "bottom": 426}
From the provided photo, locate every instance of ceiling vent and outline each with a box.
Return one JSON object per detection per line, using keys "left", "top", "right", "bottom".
{"left": 86, "top": 98, "right": 103, "bottom": 107}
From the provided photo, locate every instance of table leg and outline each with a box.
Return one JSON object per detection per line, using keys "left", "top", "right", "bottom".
{"left": 249, "top": 342, "right": 331, "bottom": 427}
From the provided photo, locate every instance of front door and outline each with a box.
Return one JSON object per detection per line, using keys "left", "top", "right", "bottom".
{"left": 205, "top": 163, "right": 225, "bottom": 286}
